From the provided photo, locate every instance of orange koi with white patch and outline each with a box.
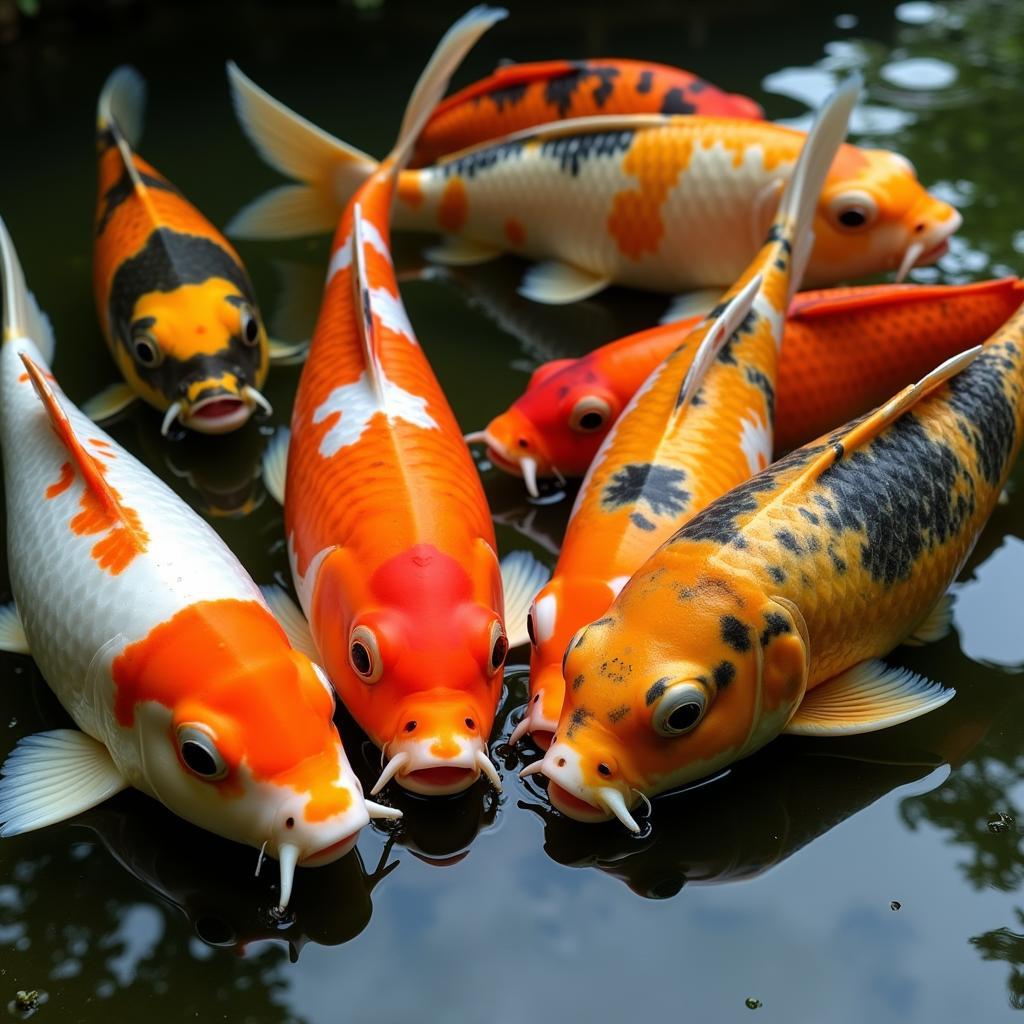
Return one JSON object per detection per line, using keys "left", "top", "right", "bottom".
{"left": 255, "top": 8, "right": 538, "bottom": 798}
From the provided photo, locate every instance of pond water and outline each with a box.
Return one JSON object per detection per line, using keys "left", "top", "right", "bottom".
{"left": 1, "top": 1, "right": 1023, "bottom": 1020}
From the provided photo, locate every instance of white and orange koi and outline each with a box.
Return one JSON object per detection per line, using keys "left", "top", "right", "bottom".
{"left": 226, "top": 54, "right": 959, "bottom": 301}
{"left": 0, "top": 218, "right": 399, "bottom": 909}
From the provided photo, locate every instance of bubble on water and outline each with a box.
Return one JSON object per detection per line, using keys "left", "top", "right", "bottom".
{"left": 880, "top": 57, "right": 958, "bottom": 91}
{"left": 895, "top": 1, "right": 939, "bottom": 24}
{"left": 835, "top": 13, "right": 858, "bottom": 28}
{"left": 745, "top": 997, "right": 763, "bottom": 1009}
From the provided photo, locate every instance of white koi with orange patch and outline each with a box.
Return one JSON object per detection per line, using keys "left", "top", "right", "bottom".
{"left": 0, "top": 218, "right": 397, "bottom": 909}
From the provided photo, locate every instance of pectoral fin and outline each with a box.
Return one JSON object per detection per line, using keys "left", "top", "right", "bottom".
{"left": 261, "top": 427, "right": 290, "bottom": 506}
{"left": 658, "top": 288, "right": 723, "bottom": 326}
{"left": 0, "top": 730, "right": 127, "bottom": 835}
{"left": 424, "top": 236, "right": 503, "bottom": 267}
{"left": 904, "top": 594, "right": 954, "bottom": 647}
{"left": 784, "top": 659, "right": 954, "bottom": 736}
{"left": 267, "top": 337, "right": 309, "bottom": 366}
{"left": 500, "top": 550, "right": 550, "bottom": 648}
{"left": 518, "top": 261, "right": 611, "bottom": 305}
{"left": 81, "top": 382, "right": 138, "bottom": 423}
{"left": 260, "top": 584, "right": 319, "bottom": 662}
{"left": 0, "top": 603, "right": 28, "bottom": 655}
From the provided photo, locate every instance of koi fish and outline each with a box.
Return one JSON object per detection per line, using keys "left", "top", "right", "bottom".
{"left": 411, "top": 58, "right": 763, "bottom": 167}
{"left": 248, "top": 7, "right": 545, "bottom": 798}
{"left": 226, "top": 65, "right": 960, "bottom": 302}
{"left": 534, "top": 315, "right": 1024, "bottom": 829}
{"left": 0, "top": 218, "right": 399, "bottom": 910}
{"left": 511, "top": 77, "right": 857, "bottom": 749}
{"left": 473, "top": 278, "right": 1024, "bottom": 493}
{"left": 91, "top": 67, "right": 294, "bottom": 435}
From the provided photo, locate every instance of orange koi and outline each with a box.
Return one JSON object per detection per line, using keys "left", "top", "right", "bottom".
{"left": 536, "top": 319, "right": 1024, "bottom": 828}
{"left": 510, "top": 78, "right": 858, "bottom": 748}
{"left": 411, "top": 58, "right": 763, "bottom": 167}
{"left": 473, "top": 278, "right": 1024, "bottom": 493}
{"left": 241, "top": 8, "right": 545, "bottom": 798}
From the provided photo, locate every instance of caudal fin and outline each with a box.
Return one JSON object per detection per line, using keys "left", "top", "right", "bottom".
{"left": 774, "top": 74, "right": 860, "bottom": 294}
{"left": 97, "top": 65, "right": 146, "bottom": 148}
{"left": 226, "top": 5, "right": 508, "bottom": 239}
{"left": 0, "top": 216, "right": 54, "bottom": 362}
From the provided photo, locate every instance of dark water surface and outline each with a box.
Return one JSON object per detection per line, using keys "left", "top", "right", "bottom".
{"left": 1, "top": 1, "right": 1023, "bottom": 1020}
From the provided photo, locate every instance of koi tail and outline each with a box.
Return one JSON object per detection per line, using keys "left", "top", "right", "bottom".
{"left": 774, "top": 74, "right": 860, "bottom": 297}
{"left": 226, "top": 5, "right": 508, "bottom": 239}
{"left": 0, "top": 216, "right": 54, "bottom": 362}
{"left": 96, "top": 65, "right": 146, "bottom": 148}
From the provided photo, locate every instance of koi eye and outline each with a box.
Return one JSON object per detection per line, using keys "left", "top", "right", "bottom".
{"left": 239, "top": 304, "right": 261, "bottom": 347}
{"left": 488, "top": 620, "right": 508, "bottom": 675}
{"left": 526, "top": 609, "right": 537, "bottom": 647}
{"left": 176, "top": 725, "right": 229, "bottom": 781}
{"left": 569, "top": 395, "right": 612, "bottom": 433}
{"left": 828, "top": 191, "right": 878, "bottom": 232}
{"left": 349, "top": 625, "right": 383, "bottom": 683}
{"left": 131, "top": 330, "right": 163, "bottom": 368}
{"left": 651, "top": 682, "right": 709, "bottom": 737}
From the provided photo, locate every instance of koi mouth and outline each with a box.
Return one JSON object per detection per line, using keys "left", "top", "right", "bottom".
{"left": 403, "top": 766, "right": 479, "bottom": 795}
{"left": 547, "top": 781, "right": 612, "bottom": 823}
{"left": 894, "top": 212, "right": 962, "bottom": 283}
{"left": 302, "top": 831, "right": 360, "bottom": 868}
{"left": 162, "top": 386, "right": 273, "bottom": 436}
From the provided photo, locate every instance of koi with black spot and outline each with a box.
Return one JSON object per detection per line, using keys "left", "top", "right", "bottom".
{"left": 93, "top": 67, "right": 276, "bottom": 436}
{"left": 509, "top": 79, "right": 856, "bottom": 758}
{"left": 408, "top": 59, "right": 764, "bottom": 167}
{"left": 538, "top": 307, "right": 1024, "bottom": 827}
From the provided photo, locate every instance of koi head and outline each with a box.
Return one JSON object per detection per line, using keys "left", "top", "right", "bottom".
{"left": 808, "top": 145, "right": 962, "bottom": 286}
{"left": 114, "top": 277, "right": 272, "bottom": 434}
{"left": 512, "top": 574, "right": 623, "bottom": 750}
{"left": 116, "top": 600, "right": 398, "bottom": 909}
{"left": 313, "top": 545, "right": 508, "bottom": 797}
{"left": 473, "top": 358, "right": 620, "bottom": 494}
{"left": 534, "top": 567, "right": 809, "bottom": 828}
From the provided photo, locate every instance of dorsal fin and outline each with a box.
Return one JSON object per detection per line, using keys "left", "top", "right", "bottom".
{"left": 669, "top": 274, "right": 762, "bottom": 430}
{"left": 20, "top": 354, "right": 146, "bottom": 550}
{"left": 351, "top": 203, "right": 387, "bottom": 406}
{"left": 788, "top": 278, "right": 1024, "bottom": 321}
{"left": 769, "top": 345, "right": 982, "bottom": 495}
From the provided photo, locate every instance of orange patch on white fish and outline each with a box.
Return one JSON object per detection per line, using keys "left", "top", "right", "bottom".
{"left": 439, "top": 177, "right": 469, "bottom": 232}
{"left": 504, "top": 217, "right": 526, "bottom": 246}
{"left": 45, "top": 462, "right": 74, "bottom": 499}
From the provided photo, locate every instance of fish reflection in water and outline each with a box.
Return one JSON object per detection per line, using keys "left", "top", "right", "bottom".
{"left": 72, "top": 792, "right": 397, "bottom": 960}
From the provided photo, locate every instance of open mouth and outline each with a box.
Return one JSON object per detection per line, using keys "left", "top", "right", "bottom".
{"left": 547, "top": 781, "right": 612, "bottom": 823}
{"left": 532, "top": 729, "right": 555, "bottom": 751}
{"left": 184, "top": 395, "right": 253, "bottom": 434}
{"left": 401, "top": 765, "right": 479, "bottom": 795}
{"left": 302, "top": 831, "right": 360, "bottom": 868}
{"left": 485, "top": 446, "right": 523, "bottom": 475}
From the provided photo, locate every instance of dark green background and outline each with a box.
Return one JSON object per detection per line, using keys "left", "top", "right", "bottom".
{"left": 0, "top": 1, "right": 1022, "bottom": 1021}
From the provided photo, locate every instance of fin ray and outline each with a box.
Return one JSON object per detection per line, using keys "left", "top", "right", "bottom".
{"left": 0, "top": 730, "right": 127, "bottom": 835}
{"left": 500, "top": 551, "right": 550, "bottom": 648}
{"left": 260, "top": 584, "right": 319, "bottom": 661}
{"left": 904, "top": 593, "right": 955, "bottom": 647}
{"left": 424, "top": 236, "right": 503, "bottom": 267}
{"left": 785, "top": 659, "right": 954, "bottom": 736}
{"left": 0, "top": 603, "right": 28, "bottom": 655}
{"left": 81, "top": 382, "right": 138, "bottom": 423}
{"left": 261, "top": 427, "right": 290, "bottom": 506}
{"left": 519, "top": 261, "right": 611, "bottom": 305}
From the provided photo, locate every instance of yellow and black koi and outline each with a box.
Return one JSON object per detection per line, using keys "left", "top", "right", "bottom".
{"left": 92, "top": 66, "right": 284, "bottom": 435}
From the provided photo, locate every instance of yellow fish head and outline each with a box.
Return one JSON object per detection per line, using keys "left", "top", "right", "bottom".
{"left": 809, "top": 145, "right": 962, "bottom": 286}
{"left": 119, "top": 278, "right": 272, "bottom": 434}
{"left": 537, "top": 565, "right": 809, "bottom": 828}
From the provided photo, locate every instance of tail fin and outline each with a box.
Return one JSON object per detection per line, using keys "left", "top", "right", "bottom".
{"left": 774, "top": 74, "right": 860, "bottom": 295}
{"left": 387, "top": 5, "right": 508, "bottom": 169}
{"left": 226, "top": 5, "right": 507, "bottom": 239}
{"left": 97, "top": 66, "right": 146, "bottom": 148}
{"left": 0, "top": 217, "right": 54, "bottom": 362}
